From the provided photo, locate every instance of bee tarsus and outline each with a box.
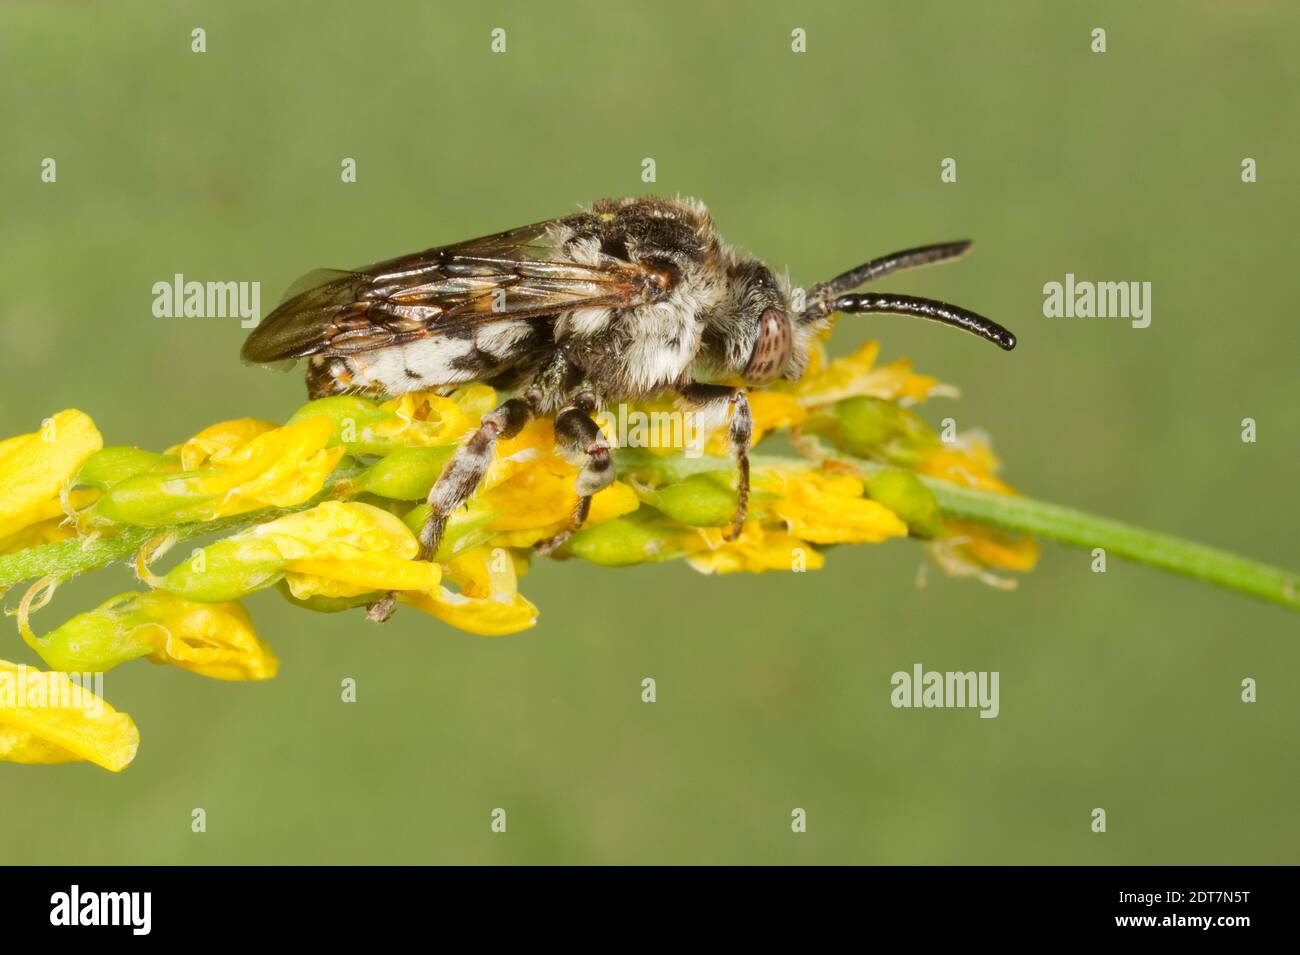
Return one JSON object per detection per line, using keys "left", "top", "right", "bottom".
{"left": 680, "top": 382, "right": 753, "bottom": 541}
{"left": 535, "top": 494, "right": 594, "bottom": 557}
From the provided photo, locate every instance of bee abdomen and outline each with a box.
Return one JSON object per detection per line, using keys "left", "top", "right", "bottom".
{"left": 341, "top": 320, "right": 542, "bottom": 395}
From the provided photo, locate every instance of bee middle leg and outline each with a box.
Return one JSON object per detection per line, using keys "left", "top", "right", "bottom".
{"left": 534, "top": 394, "right": 613, "bottom": 556}
{"left": 679, "top": 382, "right": 752, "bottom": 541}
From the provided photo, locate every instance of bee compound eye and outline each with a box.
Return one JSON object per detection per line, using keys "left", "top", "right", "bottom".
{"left": 744, "top": 307, "right": 792, "bottom": 383}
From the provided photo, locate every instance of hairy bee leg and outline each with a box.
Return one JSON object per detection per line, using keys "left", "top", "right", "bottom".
{"left": 680, "top": 383, "right": 753, "bottom": 541}
{"left": 535, "top": 402, "right": 612, "bottom": 556}
{"left": 365, "top": 396, "right": 534, "bottom": 625}
{"left": 420, "top": 396, "right": 534, "bottom": 559}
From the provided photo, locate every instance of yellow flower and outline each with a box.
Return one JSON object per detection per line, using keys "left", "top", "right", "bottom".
{"left": 403, "top": 546, "right": 538, "bottom": 636}
{"left": 168, "top": 414, "right": 345, "bottom": 516}
{"left": 0, "top": 409, "right": 102, "bottom": 546}
{"left": 940, "top": 519, "right": 1039, "bottom": 573}
{"left": 0, "top": 335, "right": 1055, "bottom": 773}
{"left": 918, "top": 440, "right": 1014, "bottom": 495}
{"left": 476, "top": 420, "right": 640, "bottom": 548}
{"left": 289, "top": 384, "right": 496, "bottom": 456}
{"left": 91, "top": 415, "right": 344, "bottom": 526}
{"left": 0, "top": 659, "right": 139, "bottom": 771}
{"left": 136, "top": 594, "right": 277, "bottom": 680}
{"left": 22, "top": 587, "right": 277, "bottom": 681}
{"left": 374, "top": 386, "right": 495, "bottom": 448}
{"left": 191, "top": 500, "right": 442, "bottom": 601}
{"left": 762, "top": 468, "right": 909, "bottom": 544}
{"left": 796, "top": 340, "right": 945, "bottom": 407}
{"left": 687, "top": 524, "right": 826, "bottom": 574}
{"left": 0, "top": 500, "right": 94, "bottom": 556}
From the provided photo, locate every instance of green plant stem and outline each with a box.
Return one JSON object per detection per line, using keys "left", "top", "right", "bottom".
{"left": 0, "top": 467, "right": 363, "bottom": 593}
{"left": 921, "top": 477, "right": 1300, "bottom": 612}
{"left": 619, "top": 448, "right": 1300, "bottom": 614}
{"left": 4, "top": 454, "right": 1298, "bottom": 615}
{"left": 0, "top": 508, "right": 285, "bottom": 592}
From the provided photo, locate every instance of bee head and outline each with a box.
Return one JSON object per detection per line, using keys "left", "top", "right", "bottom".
{"left": 704, "top": 259, "right": 810, "bottom": 385}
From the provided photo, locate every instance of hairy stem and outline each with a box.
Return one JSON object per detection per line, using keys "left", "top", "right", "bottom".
{"left": 0, "top": 467, "right": 363, "bottom": 593}
{"left": 0, "top": 508, "right": 286, "bottom": 592}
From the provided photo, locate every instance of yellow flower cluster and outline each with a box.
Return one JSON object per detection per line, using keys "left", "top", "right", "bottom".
{"left": 0, "top": 335, "right": 1033, "bottom": 771}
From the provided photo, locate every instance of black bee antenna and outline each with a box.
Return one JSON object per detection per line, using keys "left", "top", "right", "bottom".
{"left": 808, "top": 241, "right": 973, "bottom": 300}
{"left": 802, "top": 241, "right": 1016, "bottom": 351}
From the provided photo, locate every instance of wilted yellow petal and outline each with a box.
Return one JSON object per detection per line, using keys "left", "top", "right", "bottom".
{"left": 28, "top": 590, "right": 278, "bottom": 682}
{"left": 0, "top": 659, "right": 139, "bottom": 771}
{"left": 0, "top": 409, "right": 103, "bottom": 539}
{"left": 167, "top": 418, "right": 278, "bottom": 470}
{"left": 439, "top": 545, "right": 509, "bottom": 597}
{"left": 483, "top": 460, "right": 575, "bottom": 530}
{"left": 944, "top": 520, "right": 1040, "bottom": 572}
{"left": 404, "top": 587, "right": 538, "bottom": 636}
{"left": 688, "top": 524, "right": 825, "bottom": 574}
{"left": 796, "top": 340, "right": 945, "bottom": 408}
{"left": 141, "top": 597, "right": 278, "bottom": 680}
{"left": 285, "top": 553, "right": 438, "bottom": 594}
{"left": 486, "top": 479, "right": 639, "bottom": 548}
{"left": 763, "top": 469, "right": 908, "bottom": 544}
{"left": 244, "top": 501, "right": 440, "bottom": 596}
{"left": 397, "top": 542, "right": 535, "bottom": 635}
{"left": 0, "top": 489, "right": 97, "bottom": 555}
{"left": 486, "top": 419, "right": 561, "bottom": 486}
{"left": 247, "top": 500, "right": 417, "bottom": 558}
{"left": 374, "top": 390, "right": 483, "bottom": 447}
{"left": 479, "top": 420, "right": 640, "bottom": 546}
{"left": 919, "top": 444, "right": 1013, "bottom": 495}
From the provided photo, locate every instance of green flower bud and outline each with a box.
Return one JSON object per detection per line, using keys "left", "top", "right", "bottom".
{"left": 615, "top": 447, "right": 721, "bottom": 486}
{"left": 566, "top": 514, "right": 692, "bottom": 567}
{"left": 353, "top": 446, "right": 454, "bottom": 500}
{"left": 643, "top": 472, "right": 740, "bottom": 527}
{"left": 25, "top": 599, "right": 157, "bottom": 672}
{"left": 23, "top": 591, "right": 276, "bottom": 682}
{"left": 275, "top": 581, "right": 377, "bottom": 614}
{"left": 76, "top": 446, "right": 176, "bottom": 491}
{"left": 158, "top": 537, "right": 286, "bottom": 602}
{"left": 402, "top": 502, "right": 498, "bottom": 561}
{"left": 288, "top": 397, "right": 393, "bottom": 454}
{"left": 804, "top": 396, "right": 936, "bottom": 458}
{"left": 865, "top": 469, "right": 944, "bottom": 539}
{"left": 89, "top": 470, "right": 219, "bottom": 525}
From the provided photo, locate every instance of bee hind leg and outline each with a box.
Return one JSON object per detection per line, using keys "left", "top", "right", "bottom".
{"left": 535, "top": 397, "right": 612, "bottom": 556}
{"left": 679, "top": 383, "right": 752, "bottom": 542}
{"left": 365, "top": 395, "right": 535, "bottom": 624}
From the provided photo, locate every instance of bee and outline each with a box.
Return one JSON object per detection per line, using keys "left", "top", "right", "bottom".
{"left": 243, "top": 197, "right": 1015, "bottom": 618}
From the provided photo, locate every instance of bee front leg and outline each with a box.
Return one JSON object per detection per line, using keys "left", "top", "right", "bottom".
{"left": 679, "top": 383, "right": 753, "bottom": 541}
{"left": 366, "top": 395, "right": 534, "bottom": 624}
{"left": 535, "top": 396, "right": 612, "bottom": 556}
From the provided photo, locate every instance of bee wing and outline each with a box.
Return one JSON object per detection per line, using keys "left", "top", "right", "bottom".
{"left": 242, "top": 217, "right": 666, "bottom": 363}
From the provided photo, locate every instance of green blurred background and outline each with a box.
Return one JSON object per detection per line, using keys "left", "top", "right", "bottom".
{"left": 1, "top": 0, "right": 1297, "bottom": 865}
